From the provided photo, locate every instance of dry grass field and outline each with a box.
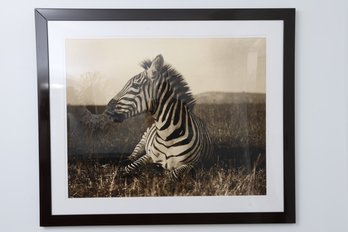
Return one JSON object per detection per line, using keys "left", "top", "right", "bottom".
{"left": 67, "top": 97, "right": 266, "bottom": 197}
{"left": 68, "top": 157, "right": 266, "bottom": 198}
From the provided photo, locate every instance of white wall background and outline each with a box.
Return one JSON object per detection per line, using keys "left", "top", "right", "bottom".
{"left": 0, "top": 0, "right": 347, "bottom": 231}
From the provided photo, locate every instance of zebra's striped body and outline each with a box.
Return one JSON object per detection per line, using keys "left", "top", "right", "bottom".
{"left": 105, "top": 55, "right": 212, "bottom": 180}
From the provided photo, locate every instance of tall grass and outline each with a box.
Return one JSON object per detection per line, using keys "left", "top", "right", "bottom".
{"left": 68, "top": 158, "right": 266, "bottom": 198}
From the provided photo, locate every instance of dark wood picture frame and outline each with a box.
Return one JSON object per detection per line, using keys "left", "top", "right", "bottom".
{"left": 35, "top": 8, "right": 295, "bottom": 226}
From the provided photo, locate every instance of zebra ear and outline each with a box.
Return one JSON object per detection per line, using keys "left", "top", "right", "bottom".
{"left": 147, "top": 54, "right": 164, "bottom": 79}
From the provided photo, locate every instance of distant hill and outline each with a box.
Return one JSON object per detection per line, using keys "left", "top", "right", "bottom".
{"left": 195, "top": 92, "right": 265, "bottom": 104}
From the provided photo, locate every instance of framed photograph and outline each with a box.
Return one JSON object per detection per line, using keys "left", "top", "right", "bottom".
{"left": 35, "top": 8, "right": 295, "bottom": 226}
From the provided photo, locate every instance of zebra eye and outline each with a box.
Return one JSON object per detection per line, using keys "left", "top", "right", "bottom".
{"left": 133, "top": 75, "right": 142, "bottom": 84}
{"left": 131, "top": 83, "right": 140, "bottom": 89}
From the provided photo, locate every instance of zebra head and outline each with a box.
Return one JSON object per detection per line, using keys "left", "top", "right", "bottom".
{"left": 105, "top": 54, "right": 164, "bottom": 122}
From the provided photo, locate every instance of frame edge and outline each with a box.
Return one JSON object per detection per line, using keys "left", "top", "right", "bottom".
{"left": 282, "top": 8, "right": 296, "bottom": 223}
{"left": 35, "top": 9, "right": 53, "bottom": 227}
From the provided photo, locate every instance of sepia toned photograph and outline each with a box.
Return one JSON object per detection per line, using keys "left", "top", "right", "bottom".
{"left": 66, "top": 38, "right": 267, "bottom": 198}
{"left": 36, "top": 8, "right": 295, "bottom": 225}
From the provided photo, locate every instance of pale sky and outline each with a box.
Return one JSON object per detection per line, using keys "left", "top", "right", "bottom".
{"left": 65, "top": 38, "right": 266, "bottom": 105}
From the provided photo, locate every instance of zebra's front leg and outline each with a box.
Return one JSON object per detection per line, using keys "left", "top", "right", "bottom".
{"left": 128, "top": 128, "right": 149, "bottom": 162}
{"left": 170, "top": 164, "right": 194, "bottom": 182}
{"left": 124, "top": 154, "right": 153, "bottom": 176}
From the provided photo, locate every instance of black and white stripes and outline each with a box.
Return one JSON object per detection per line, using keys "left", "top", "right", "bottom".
{"left": 105, "top": 54, "right": 212, "bottom": 180}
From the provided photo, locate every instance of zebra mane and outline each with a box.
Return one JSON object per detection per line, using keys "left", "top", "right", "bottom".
{"left": 141, "top": 59, "right": 196, "bottom": 110}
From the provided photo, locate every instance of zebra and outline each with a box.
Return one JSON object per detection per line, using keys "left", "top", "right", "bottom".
{"left": 105, "top": 54, "right": 212, "bottom": 180}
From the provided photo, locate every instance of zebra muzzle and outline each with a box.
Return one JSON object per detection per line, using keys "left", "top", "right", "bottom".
{"left": 103, "top": 109, "right": 126, "bottom": 123}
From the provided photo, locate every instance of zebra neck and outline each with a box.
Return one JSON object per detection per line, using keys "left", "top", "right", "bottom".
{"left": 153, "top": 98, "right": 190, "bottom": 141}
